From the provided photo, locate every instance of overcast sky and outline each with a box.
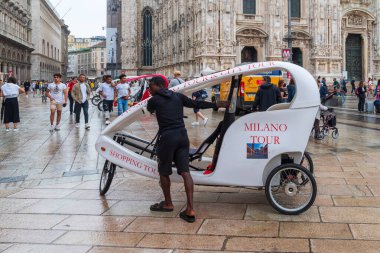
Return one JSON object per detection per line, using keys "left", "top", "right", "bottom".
{"left": 49, "top": 0, "right": 106, "bottom": 38}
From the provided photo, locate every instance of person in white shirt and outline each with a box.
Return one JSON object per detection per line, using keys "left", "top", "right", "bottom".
{"left": 116, "top": 74, "right": 131, "bottom": 116}
{"left": 46, "top": 73, "right": 68, "bottom": 131}
{"left": 72, "top": 74, "right": 91, "bottom": 129}
{"left": 0, "top": 76, "right": 25, "bottom": 131}
{"left": 99, "top": 75, "right": 115, "bottom": 125}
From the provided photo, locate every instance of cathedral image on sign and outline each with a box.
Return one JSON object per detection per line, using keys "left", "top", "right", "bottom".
{"left": 116, "top": 0, "right": 380, "bottom": 81}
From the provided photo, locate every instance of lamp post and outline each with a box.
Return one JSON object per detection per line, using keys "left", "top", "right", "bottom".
{"left": 287, "top": 0, "right": 292, "bottom": 63}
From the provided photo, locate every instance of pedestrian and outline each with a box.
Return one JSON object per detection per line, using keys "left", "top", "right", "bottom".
{"left": 374, "top": 80, "right": 380, "bottom": 113}
{"left": 147, "top": 76, "right": 228, "bottom": 223}
{"left": 72, "top": 74, "right": 91, "bottom": 129}
{"left": 0, "top": 77, "right": 25, "bottom": 131}
{"left": 116, "top": 74, "right": 131, "bottom": 116}
{"left": 351, "top": 79, "right": 356, "bottom": 95}
{"left": 278, "top": 80, "right": 287, "bottom": 102}
{"left": 314, "top": 104, "right": 328, "bottom": 140}
{"left": 46, "top": 73, "right": 68, "bottom": 131}
{"left": 23, "top": 79, "right": 31, "bottom": 98}
{"left": 356, "top": 81, "right": 366, "bottom": 112}
{"left": 168, "top": 70, "right": 184, "bottom": 88}
{"left": 191, "top": 89, "right": 209, "bottom": 126}
{"left": 287, "top": 78, "right": 296, "bottom": 102}
{"left": 31, "top": 81, "right": 35, "bottom": 97}
{"left": 368, "top": 77, "right": 374, "bottom": 97}
{"left": 252, "top": 76, "right": 282, "bottom": 112}
{"left": 35, "top": 81, "right": 40, "bottom": 97}
{"left": 341, "top": 77, "right": 347, "bottom": 94}
{"left": 320, "top": 81, "right": 328, "bottom": 104}
{"left": 99, "top": 75, "right": 115, "bottom": 125}
{"left": 67, "top": 77, "right": 77, "bottom": 115}
{"left": 333, "top": 78, "right": 340, "bottom": 94}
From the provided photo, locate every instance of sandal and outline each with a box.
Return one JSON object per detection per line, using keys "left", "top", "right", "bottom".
{"left": 180, "top": 210, "right": 196, "bottom": 223}
{"left": 150, "top": 201, "right": 174, "bottom": 212}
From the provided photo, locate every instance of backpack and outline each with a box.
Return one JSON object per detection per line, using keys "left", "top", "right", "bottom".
{"left": 201, "top": 89, "right": 208, "bottom": 99}
{"left": 355, "top": 87, "right": 360, "bottom": 96}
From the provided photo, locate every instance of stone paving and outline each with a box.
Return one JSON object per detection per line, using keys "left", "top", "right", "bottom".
{"left": 0, "top": 95, "right": 380, "bottom": 252}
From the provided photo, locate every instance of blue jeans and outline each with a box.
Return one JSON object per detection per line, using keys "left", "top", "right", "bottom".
{"left": 117, "top": 98, "right": 128, "bottom": 115}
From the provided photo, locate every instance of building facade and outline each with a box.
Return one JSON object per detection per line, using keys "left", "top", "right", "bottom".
{"left": 0, "top": 0, "right": 33, "bottom": 82}
{"left": 106, "top": 0, "right": 122, "bottom": 78}
{"left": 30, "top": 0, "right": 69, "bottom": 82}
{"left": 120, "top": 0, "right": 380, "bottom": 81}
{"left": 68, "top": 35, "right": 106, "bottom": 52}
{"left": 67, "top": 41, "right": 107, "bottom": 80}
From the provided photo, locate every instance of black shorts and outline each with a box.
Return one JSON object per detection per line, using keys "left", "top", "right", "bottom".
{"left": 157, "top": 128, "right": 190, "bottom": 176}
{"left": 103, "top": 100, "right": 114, "bottom": 112}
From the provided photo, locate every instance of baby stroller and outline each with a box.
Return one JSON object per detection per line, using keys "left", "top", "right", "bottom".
{"left": 320, "top": 108, "right": 338, "bottom": 139}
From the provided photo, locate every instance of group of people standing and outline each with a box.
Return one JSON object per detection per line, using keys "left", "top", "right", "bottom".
{"left": 318, "top": 75, "right": 380, "bottom": 113}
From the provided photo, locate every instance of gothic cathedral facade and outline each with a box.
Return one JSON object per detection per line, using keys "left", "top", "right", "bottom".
{"left": 120, "top": 0, "right": 380, "bottom": 81}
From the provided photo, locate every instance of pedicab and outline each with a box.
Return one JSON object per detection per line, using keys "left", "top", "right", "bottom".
{"left": 95, "top": 61, "right": 319, "bottom": 215}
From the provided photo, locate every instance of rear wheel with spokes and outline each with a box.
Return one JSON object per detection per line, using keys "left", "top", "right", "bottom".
{"left": 99, "top": 160, "right": 116, "bottom": 195}
{"left": 265, "top": 164, "right": 317, "bottom": 215}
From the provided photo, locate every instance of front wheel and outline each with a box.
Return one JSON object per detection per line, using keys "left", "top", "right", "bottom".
{"left": 92, "top": 95, "right": 101, "bottom": 106}
{"left": 265, "top": 164, "right": 317, "bottom": 215}
{"left": 332, "top": 128, "right": 339, "bottom": 139}
{"left": 99, "top": 160, "right": 116, "bottom": 195}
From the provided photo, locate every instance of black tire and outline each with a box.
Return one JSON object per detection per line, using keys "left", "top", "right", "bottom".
{"left": 92, "top": 95, "right": 101, "bottom": 106}
{"left": 235, "top": 107, "right": 241, "bottom": 116}
{"left": 322, "top": 127, "right": 329, "bottom": 136}
{"left": 332, "top": 128, "right": 339, "bottom": 139}
{"left": 99, "top": 160, "right": 116, "bottom": 195}
{"left": 265, "top": 163, "right": 317, "bottom": 215}
{"left": 98, "top": 101, "right": 104, "bottom": 111}
{"left": 300, "top": 152, "right": 314, "bottom": 174}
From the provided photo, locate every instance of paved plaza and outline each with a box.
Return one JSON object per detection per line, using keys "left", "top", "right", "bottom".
{"left": 0, "top": 95, "right": 380, "bottom": 253}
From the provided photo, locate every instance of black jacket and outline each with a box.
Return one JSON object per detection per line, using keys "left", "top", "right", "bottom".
{"left": 252, "top": 83, "right": 282, "bottom": 112}
{"left": 147, "top": 89, "right": 217, "bottom": 133}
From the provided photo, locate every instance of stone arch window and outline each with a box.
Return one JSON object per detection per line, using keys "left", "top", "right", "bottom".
{"left": 142, "top": 8, "right": 153, "bottom": 66}
{"left": 243, "top": 0, "right": 256, "bottom": 15}
{"left": 291, "top": 0, "right": 301, "bottom": 18}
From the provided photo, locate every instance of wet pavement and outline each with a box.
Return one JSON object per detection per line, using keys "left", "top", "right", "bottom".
{"left": 0, "top": 94, "right": 380, "bottom": 252}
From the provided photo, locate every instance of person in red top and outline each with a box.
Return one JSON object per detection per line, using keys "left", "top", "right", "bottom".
{"left": 67, "top": 77, "right": 77, "bottom": 115}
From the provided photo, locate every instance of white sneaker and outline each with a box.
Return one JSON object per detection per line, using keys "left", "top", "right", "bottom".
{"left": 85, "top": 123, "right": 90, "bottom": 129}
{"left": 203, "top": 118, "right": 209, "bottom": 126}
{"left": 75, "top": 123, "right": 80, "bottom": 128}
{"left": 105, "top": 120, "right": 111, "bottom": 125}
{"left": 13, "top": 128, "right": 19, "bottom": 132}
{"left": 49, "top": 125, "right": 54, "bottom": 132}
{"left": 5, "top": 128, "right": 10, "bottom": 132}
{"left": 54, "top": 124, "right": 60, "bottom": 131}
{"left": 191, "top": 121, "right": 200, "bottom": 126}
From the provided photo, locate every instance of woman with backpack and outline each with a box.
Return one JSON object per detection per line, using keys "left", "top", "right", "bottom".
{"left": 356, "top": 81, "right": 367, "bottom": 112}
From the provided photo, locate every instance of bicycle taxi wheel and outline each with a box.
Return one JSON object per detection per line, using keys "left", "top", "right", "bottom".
{"left": 99, "top": 160, "right": 116, "bottom": 195}
{"left": 265, "top": 163, "right": 317, "bottom": 215}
